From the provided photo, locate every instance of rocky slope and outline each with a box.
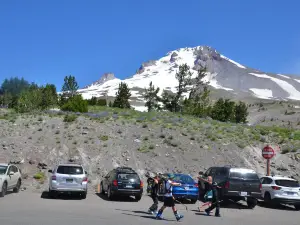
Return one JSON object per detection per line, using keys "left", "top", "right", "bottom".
{"left": 77, "top": 46, "right": 300, "bottom": 111}
{"left": 1, "top": 107, "right": 299, "bottom": 193}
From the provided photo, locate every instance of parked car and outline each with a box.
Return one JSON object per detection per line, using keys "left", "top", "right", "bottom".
{"left": 198, "top": 166, "right": 262, "bottom": 208}
{"left": 157, "top": 173, "right": 199, "bottom": 203}
{"left": 48, "top": 163, "right": 88, "bottom": 199}
{"left": 260, "top": 175, "right": 300, "bottom": 210}
{"left": 0, "top": 163, "right": 22, "bottom": 197}
{"left": 100, "top": 167, "right": 143, "bottom": 201}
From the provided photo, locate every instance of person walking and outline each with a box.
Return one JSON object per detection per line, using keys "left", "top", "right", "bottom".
{"left": 148, "top": 173, "right": 160, "bottom": 214}
{"left": 155, "top": 174, "right": 184, "bottom": 221}
{"left": 197, "top": 175, "right": 213, "bottom": 211}
{"left": 205, "top": 182, "right": 221, "bottom": 217}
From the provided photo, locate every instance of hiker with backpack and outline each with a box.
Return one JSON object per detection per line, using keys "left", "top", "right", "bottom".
{"left": 197, "top": 175, "right": 221, "bottom": 217}
{"left": 147, "top": 172, "right": 160, "bottom": 214}
{"left": 155, "top": 174, "right": 184, "bottom": 221}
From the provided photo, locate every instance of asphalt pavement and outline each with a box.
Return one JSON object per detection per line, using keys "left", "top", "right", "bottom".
{"left": 0, "top": 191, "right": 299, "bottom": 225}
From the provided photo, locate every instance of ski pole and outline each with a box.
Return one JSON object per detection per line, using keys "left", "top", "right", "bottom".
{"left": 174, "top": 199, "right": 188, "bottom": 211}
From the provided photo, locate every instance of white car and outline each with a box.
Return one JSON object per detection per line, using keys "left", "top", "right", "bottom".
{"left": 0, "top": 163, "right": 22, "bottom": 197}
{"left": 260, "top": 175, "right": 300, "bottom": 210}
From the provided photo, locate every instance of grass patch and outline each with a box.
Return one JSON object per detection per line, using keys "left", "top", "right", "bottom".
{"left": 63, "top": 114, "right": 77, "bottom": 122}
{"left": 99, "top": 135, "right": 109, "bottom": 141}
{"left": 33, "top": 172, "right": 45, "bottom": 180}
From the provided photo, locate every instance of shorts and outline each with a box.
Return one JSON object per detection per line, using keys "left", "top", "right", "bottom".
{"left": 163, "top": 196, "right": 175, "bottom": 207}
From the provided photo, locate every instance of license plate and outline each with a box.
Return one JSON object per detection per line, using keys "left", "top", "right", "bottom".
{"left": 286, "top": 192, "right": 295, "bottom": 195}
{"left": 184, "top": 187, "right": 189, "bottom": 190}
{"left": 66, "top": 179, "right": 73, "bottom": 183}
{"left": 240, "top": 192, "right": 247, "bottom": 196}
{"left": 125, "top": 185, "right": 133, "bottom": 188}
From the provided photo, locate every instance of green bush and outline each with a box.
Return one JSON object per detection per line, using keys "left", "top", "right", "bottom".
{"left": 61, "top": 95, "right": 88, "bottom": 113}
{"left": 100, "top": 135, "right": 109, "bottom": 141}
{"left": 33, "top": 172, "right": 45, "bottom": 180}
{"left": 63, "top": 114, "right": 77, "bottom": 122}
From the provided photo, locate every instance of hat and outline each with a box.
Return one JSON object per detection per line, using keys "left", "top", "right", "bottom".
{"left": 169, "top": 174, "right": 175, "bottom": 179}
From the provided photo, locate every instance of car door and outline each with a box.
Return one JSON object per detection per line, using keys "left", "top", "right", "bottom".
{"left": 6, "top": 166, "right": 18, "bottom": 188}
{"left": 214, "top": 168, "right": 228, "bottom": 185}
{"left": 261, "top": 177, "right": 273, "bottom": 197}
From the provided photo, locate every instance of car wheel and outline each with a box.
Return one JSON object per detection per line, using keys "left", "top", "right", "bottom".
{"left": 49, "top": 189, "right": 57, "bottom": 199}
{"left": 13, "top": 179, "right": 21, "bottom": 193}
{"left": 294, "top": 204, "right": 300, "bottom": 211}
{"left": 107, "top": 186, "right": 114, "bottom": 200}
{"left": 190, "top": 199, "right": 197, "bottom": 204}
{"left": 247, "top": 198, "right": 257, "bottom": 209}
{"left": 135, "top": 195, "right": 142, "bottom": 201}
{"left": 81, "top": 191, "right": 87, "bottom": 199}
{"left": 264, "top": 192, "right": 272, "bottom": 205}
{"left": 100, "top": 182, "right": 105, "bottom": 194}
{"left": 0, "top": 182, "right": 7, "bottom": 197}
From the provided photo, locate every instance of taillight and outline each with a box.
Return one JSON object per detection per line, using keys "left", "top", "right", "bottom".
{"left": 259, "top": 183, "right": 262, "bottom": 190}
{"left": 224, "top": 181, "right": 230, "bottom": 189}
{"left": 82, "top": 177, "right": 88, "bottom": 182}
{"left": 51, "top": 175, "right": 56, "bottom": 180}
{"left": 272, "top": 186, "right": 281, "bottom": 190}
{"left": 113, "top": 180, "right": 118, "bottom": 186}
{"left": 194, "top": 183, "right": 199, "bottom": 187}
{"left": 140, "top": 181, "right": 144, "bottom": 188}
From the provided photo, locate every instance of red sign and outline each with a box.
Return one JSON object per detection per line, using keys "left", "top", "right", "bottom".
{"left": 262, "top": 146, "right": 275, "bottom": 159}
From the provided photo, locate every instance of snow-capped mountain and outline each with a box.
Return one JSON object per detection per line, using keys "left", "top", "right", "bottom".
{"left": 77, "top": 46, "right": 300, "bottom": 111}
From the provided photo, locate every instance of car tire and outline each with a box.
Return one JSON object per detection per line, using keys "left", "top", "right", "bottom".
{"left": 294, "top": 204, "right": 300, "bottom": 211}
{"left": 13, "top": 179, "right": 21, "bottom": 193}
{"left": 0, "top": 182, "right": 7, "bottom": 197}
{"left": 107, "top": 186, "right": 114, "bottom": 200}
{"left": 100, "top": 182, "right": 105, "bottom": 194}
{"left": 81, "top": 191, "right": 87, "bottom": 199}
{"left": 264, "top": 192, "right": 272, "bottom": 205}
{"left": 190, "top": 199, "right": 197, "bottom": 204}
{"left": 49, "top": 189, "right": 57, "bottom": 199}
{"left": 247, "top": 198, "right": 257, "bottom": 209}
{"left": 135, "top": 195, "right": 142, "bottom": 201}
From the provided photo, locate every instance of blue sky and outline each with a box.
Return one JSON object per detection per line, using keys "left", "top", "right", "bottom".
{"left": 0, "top": 0, "right": 299, "bottom": 90}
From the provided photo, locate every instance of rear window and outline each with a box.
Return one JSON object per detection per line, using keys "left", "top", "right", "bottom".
{"left": 117, "top": 173, "right": 139, "bottom": 180}
{"left": 0, "top": 166, "right": 7, "bottom": 175}
{"left": 173, "top": 174, "right": 194, "bottom": 183}
{"left": 275, "top": 179, "right": 299, "bottom": 187}
{"left": 229, "top": 172, "right": 259, "bottom": 180}
{"left": 56, "top": 166, "right": 83, "bottom": 175}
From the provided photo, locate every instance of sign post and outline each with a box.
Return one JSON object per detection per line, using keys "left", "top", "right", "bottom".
{"left": 262, "top": 145, "right": 275, "bottom": 176}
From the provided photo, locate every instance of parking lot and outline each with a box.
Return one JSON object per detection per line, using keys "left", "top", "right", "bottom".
{"left": 0, "top": 192, "right": 299, "bottom": 225}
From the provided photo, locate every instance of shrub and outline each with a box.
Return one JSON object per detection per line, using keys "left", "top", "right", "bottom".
{"left": 100, "top": 135, "right": 109, "bottom": 141}
{"left": 33, "top": 172, "right": 45, "bottom": 180}
{"left": 63, "top": 114, "right": 77, "bottom": 122}
{"left": 61, "top": 95, "right": 88, "bottom": 113}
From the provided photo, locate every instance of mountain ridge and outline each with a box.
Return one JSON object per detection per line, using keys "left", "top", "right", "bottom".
{"left": 77, "top": 45, "right": 300, "bottom": 111}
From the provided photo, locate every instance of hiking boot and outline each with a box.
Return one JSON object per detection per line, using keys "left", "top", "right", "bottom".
{"left": 205, "top": 209, "right": 210, "bottom": 216}
{"left": 215, "top": 214, "right": 221, "bottom": 217}
{"left": 176, "top": 214, "right": 184, "bottom": 221}
{"left": 155, "top": 211, "right": 163, "bottom": 220}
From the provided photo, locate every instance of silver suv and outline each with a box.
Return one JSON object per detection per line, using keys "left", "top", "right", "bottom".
{"left": 48, "top": 163, "right": 88, "bottom": 199}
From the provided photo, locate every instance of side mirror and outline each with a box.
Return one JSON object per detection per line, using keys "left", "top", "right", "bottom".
{"left": 9, "top": 171, "right": 14, "bottom": 176}
{"left": 48, "top": 170, "right": 53, "bottom": 173}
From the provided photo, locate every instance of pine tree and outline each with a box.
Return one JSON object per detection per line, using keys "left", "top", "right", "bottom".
{"left": 112, "top": 82, "right": 131, "bottom": 108}
{"left": 210, "top": 98, "right": 225, "bottom": 121}
{"left": 235, "top": 101, "right": 248, "bottom": 123}
{"left": 108, "top": 101, "right": 113, "bottom": 107}
{"left": 143, "top": 81, "right": 161, "bottom": 112}
{"left": 61, "top": 75, "right": 79, "bottom": 98}
{"left": 223, "top": 99, "right": 236, "bottom": 122}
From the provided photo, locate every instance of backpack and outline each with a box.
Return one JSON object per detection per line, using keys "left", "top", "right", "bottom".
{"left": 204, "top": 190, "right": 213, "bottom": 202}
{"left": 158, "top": 177, "right": 172, "bottom": 195}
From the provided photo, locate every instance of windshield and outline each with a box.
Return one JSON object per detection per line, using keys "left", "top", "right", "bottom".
{"left": 56, "top": 166, "right": 83, "bottom": 175}
{"left": 173, "top": 174, "right": 195, "bottom": 183}
{"left": 229, "top": 172, "right": 259, "bottom": 180}
{"left": 0, "top": 166, "right": 8, "bottom": 175}
{"left": 275, "top": 180, "right": 299, "bottom": 187}
{"left": 117, "top": 173, "right": 140, "bottom": 181}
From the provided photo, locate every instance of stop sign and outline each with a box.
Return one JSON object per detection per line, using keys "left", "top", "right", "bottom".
{"left": 262, "top": 145, "right": 275, "bottom": 159}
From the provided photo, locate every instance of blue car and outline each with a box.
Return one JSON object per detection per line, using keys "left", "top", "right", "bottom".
{"left": 158, "top": 173, "right": 199, "bottom": 204}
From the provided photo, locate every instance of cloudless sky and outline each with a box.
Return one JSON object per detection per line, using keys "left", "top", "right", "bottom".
{"left": 0, "top": 0, "right": 299, "bottom": 89}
